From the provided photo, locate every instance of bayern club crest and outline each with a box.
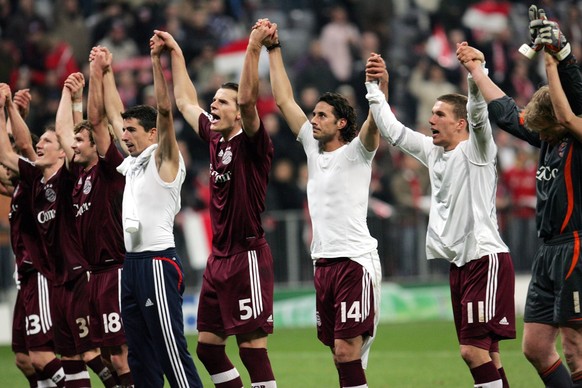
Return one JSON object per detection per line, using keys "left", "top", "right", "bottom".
{"left": 83, "top": 179, "right": 92, "bottom": 195}
{"left": 45, "top": 187, "right": 56, "bottom": 202}
{"left": 221, "top": 148, "right": 233, "bottom": 165}
{"left": 558, "top": 140, "right": 568, "bottom": 158}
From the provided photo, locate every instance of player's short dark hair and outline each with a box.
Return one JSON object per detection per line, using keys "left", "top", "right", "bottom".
{"left": 73, "top": 120, "right": 95, "bottom": 145}
{"left": 121, "top": 105, "right": 157, "bottom": 132}
{"left": 220, "top": 82, "right": 239, "bottom": 93}
{"left": 318, "top": 92, "right": 357, "bottom": 143}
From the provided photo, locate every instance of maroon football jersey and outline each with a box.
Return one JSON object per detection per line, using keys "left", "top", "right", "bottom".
{"left": 9, "top": 180, "right": 49, "bottom": 279}
{"left": 19, "top": 159, "right": 88, "bottom": 285}
{"left": 72, "top": 142, "right": 125, "bottom": 269}
{"left": 198, "top": 114, "right": 273, "bottom": 256}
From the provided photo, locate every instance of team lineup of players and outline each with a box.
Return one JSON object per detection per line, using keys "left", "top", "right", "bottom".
{"left": 3, "top": 4, "right": 582, "bottom": 388}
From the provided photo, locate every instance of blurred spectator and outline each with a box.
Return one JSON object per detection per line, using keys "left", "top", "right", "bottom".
{"left": 319, "top": 4, "right": 360, "bottom": 82}
{"left": 97, "top": 17, "right": 140, "bottom": 65}
{"left": 502, "top": 146, "right": 538, "bottom": 271}
{"left": 408, "top": 57, "right": 458, "bottom": 126}
{"left": 266, "top": 159, "right": 305, "bottom": 211}
{"left": 206, "top": 0, "right": 243, "bottom": 45}
{"left": 52, "top": 0, "right": 90, "bottom": 66}
{"left": 293, "top": 39, "right": 338, "bottom": 97}
{"left": 390, "top": 153, "right": 430, "bottom": 276}
{"left": 179, "top": 4, "right": 219, "bottom": 64}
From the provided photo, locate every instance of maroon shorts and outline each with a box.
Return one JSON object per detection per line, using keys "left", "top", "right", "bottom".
{"left": 450, "top": 252, "right": 516, "bottom": 350}
{"left": 52, "top": 274, "right": 95, "bottom": 356}
{"left": 197, "top": 243, "right": 274, "bottom": 335}
{"left": 88, "top": 267, "right": 126, "bottom": 347}
{"left": 314, "top": 258, "right": 376, "bottom": 347}
{"left": 12, "top": 272, "right": 55, "bottom": 353}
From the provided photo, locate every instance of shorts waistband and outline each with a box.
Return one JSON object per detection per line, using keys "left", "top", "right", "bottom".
{"left": 125, "top": 248, "right": 177, "bottom": 260}
{"left": 544, "top": 230, "right": 582, "bottom": 245}
{"left": 314, "top": 257, "right": 351, "bottom": 267}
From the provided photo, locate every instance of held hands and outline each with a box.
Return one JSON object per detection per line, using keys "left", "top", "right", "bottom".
{"left": 456, "top": 42, "right": 484, "bottom": 72}
{"left": 89, "top": 46, "right": 112, "bottom": 74}
{"left": 152, "top": 30, "right": 180, "bottom": 54}
{"left": 252, "top": 19, "right": 279, "bottom": 49}
{"left": 365, "top": 53, "right": 387, "bottom": 84}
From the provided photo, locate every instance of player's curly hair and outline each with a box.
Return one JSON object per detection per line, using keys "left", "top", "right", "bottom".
{"left": 317, "top": 92, "right": 357, "bottom": 143}
{"left": 523, "top": 85, "right": 557, "bottom": 133}
{"left": 121, "top": 105, "right": 158, "bottom": 132}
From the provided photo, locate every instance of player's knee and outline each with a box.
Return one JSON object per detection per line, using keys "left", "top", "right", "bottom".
{"left": 459, "top": 345, "right": 491, "bottom": 368}
{"left": 14, "top": 352, "right": 33, "bottom": 374}
{"left": 333, "top": 339, "right": 360, "bottom": 363}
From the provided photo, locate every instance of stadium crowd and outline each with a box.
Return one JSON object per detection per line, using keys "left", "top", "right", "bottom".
{"left": 0, "top": 0, "right": 567, "bottom": 293}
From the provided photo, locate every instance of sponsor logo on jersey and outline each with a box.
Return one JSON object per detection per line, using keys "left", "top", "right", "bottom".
{"left": 145, "top": 298, "right": 154, "bottom": 307}
{"left": 209, "top": 164, "right": 232, "bottom": 184}
{"left": 37, "top": 209, "right": 56, "bottom": 224}
{"left": 74, "top": 202, "right": 92, "bottom": 218}
{"left": 536, "top": 166, "right": 558, "bottom": 182}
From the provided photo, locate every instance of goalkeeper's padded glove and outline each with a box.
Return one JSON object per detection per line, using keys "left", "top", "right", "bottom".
{"left": 537, "top": 20, "right": 572, "bottom": 61}
{"left": 518, "top": 5, "right": 546, "bottom": 59}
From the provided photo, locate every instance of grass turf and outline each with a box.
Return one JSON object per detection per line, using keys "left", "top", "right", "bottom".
{"left": 0, "top": 320, "right": 542, "bottom": 387}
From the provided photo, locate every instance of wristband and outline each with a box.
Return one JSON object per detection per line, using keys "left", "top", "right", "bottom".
{"left": 72, "top": 102, "right": 83, "bottom": 112}
{"left": 266, "top": 42, "right": 281, "bottom": 52}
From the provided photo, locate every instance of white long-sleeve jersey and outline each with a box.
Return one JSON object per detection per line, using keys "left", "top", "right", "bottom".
{"left": 366, "top": 73, "right": 508, "bottom": 267}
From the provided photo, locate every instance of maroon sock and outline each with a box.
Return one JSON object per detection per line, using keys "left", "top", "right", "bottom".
{"left": 470, "top": 361, "right": 501, "bottom": 385}
{"left": 85, "top": 355, "right": 116, "bottom": 388}
{"left": 239, "top": 347, "right": 275, "bottom": 384}
{"left": 61, "top": 359, "right": 90, "bottom": 388}
{"left": 337, "top": 359, "right": 367, "bottom": 388}
{"left": 118, "top": 371, "right": 134, "bottom": 386}
{"left": 25, "top": 372, "right": 38, "bottom": 387}
{"left": 498, "top": 367, "right": 509, "bottom": 388}
{"left": 37, "top": 358, "right": 65, "bottom": 388}
{"left": 196, "top": 342, "right": 243, "bottom": 387}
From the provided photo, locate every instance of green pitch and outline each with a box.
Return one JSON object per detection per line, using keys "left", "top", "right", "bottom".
{"left": 0, "top": 320, "right": 542, "bottom": 387}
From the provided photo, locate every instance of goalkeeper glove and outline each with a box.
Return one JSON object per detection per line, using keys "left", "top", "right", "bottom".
{"left": 518, "top": 5, "right": 546, "bottom": 59}
{"left": 537, "top": 20, "right": 572, "bottom": 61}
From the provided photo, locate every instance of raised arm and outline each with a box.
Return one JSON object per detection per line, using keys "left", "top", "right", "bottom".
{"left": 357, "top": 53, "right": 386, "bottom": 152}
{"left": 265, "top": 25, "right": 308, "bottom": 136}
{"left": 150, "top": 31, "right": 180, "bottom": 183}
{"left": 0, "top": 85, "right": 22, "bottom": 173}
{"left": 6, "top": 88, "right": 36, "bottom": 160}
{"left": 545, "top": 53, "right": 582, "bottom": 142}
{"left": 88, "top": 46, "right": 113, "bottom": 155}
{"left": 154, "top": 30, "right": 204, "bottom": 135}
{"left": 98, "top": 46, "right": 127, "bottom": 150}
{"left": 238, "top": 20, "right": 276, "bottom": 137}
{"left": 56, "top": 72, "right": 85, "bottom": 164}
{"left": 456, "top": 44, "right": 505, "bottom": 103}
